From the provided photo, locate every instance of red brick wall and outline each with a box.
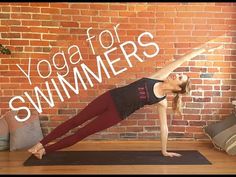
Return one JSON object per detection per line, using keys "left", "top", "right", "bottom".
{"left": 0, "top": 2, "right": 235, "bottom": 141}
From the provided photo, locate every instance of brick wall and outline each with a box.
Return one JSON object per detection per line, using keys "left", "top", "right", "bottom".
{"left": 0, "top": 2, "right": 235, "bottom": 141}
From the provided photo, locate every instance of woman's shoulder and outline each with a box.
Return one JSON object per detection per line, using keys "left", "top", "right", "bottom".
{"left": 143, "top": 77, "right": 164, "bottom": 82}
{"left": 157, "top": 98, "right": 167, "bottom": 108}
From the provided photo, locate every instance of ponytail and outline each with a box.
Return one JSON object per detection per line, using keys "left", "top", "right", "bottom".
{"left": 172, "top": 77, "right": 191, "bottom": 115}
{"left": 172, "top": 93, "right": 182, "bottom": 115}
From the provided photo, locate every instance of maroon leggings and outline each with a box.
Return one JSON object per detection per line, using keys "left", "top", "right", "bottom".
{"left": 40, "top": 91, "right": 122, "bottom": 154}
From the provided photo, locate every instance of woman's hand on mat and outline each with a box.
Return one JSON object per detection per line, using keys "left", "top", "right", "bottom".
{"left": 162, "top": 151, "right": 182, "bottom": 157}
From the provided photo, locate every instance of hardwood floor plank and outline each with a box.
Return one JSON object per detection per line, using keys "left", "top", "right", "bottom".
{"left": 0, "top": 140, "right": 236, "bottom": 174}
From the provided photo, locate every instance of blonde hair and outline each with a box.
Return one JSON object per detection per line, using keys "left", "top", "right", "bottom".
{"left": 172, "top": 78, "right": 191, "bottom": 115}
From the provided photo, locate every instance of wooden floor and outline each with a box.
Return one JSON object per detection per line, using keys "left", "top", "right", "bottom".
{"left": 0, "top": 140, "right": 236, "bottom": 174}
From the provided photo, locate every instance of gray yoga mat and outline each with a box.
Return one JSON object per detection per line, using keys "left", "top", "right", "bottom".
{"left": 23, "top": 150, "right": 211, "bottom": 166}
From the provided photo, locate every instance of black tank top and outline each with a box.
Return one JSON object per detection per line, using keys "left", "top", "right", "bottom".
{"left": 110, "top": 78, "right": 166, "bottom": 119}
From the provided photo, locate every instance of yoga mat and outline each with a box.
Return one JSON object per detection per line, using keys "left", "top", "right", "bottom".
{"left": 23, "top": 150, "right": 211, "bottom": 166}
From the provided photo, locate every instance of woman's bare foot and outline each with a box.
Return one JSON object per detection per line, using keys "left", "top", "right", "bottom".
{"left": 28, "top": 142, "right": 43, "bottom": 154}
{"left": 33, "top": 148, "right": 46, "bottom": 160}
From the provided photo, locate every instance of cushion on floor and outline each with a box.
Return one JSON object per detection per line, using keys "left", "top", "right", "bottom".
{"left": 203, "top": 114, "right": 236, "bottom": 155}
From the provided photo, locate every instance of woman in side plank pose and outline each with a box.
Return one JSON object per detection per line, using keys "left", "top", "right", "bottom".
{"left": 28, "top": 41, "right": 222, "bottom": 159}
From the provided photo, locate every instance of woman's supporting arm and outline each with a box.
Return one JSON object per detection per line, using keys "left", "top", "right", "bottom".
{"left": 157, "top": 101, "right": 182, "bottom": 157}
{"left": 157, "top": 103, "right": 168, "bottom": 154}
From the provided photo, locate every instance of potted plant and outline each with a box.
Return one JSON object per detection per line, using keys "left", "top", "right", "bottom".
{"left": 0, "top": 44, "right": 11, "bottom": 55}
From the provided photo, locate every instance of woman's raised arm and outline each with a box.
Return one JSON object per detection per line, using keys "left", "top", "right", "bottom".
{"left": 149, "top": 40, "right": 223, "bottom": 80}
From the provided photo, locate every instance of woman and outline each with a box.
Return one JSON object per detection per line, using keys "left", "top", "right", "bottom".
{"left": 28, "top": 43, "right": 222, "bottom": 159}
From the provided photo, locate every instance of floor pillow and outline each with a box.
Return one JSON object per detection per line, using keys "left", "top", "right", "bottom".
{"left": 203, "top": 113, "right": 236, "bottom": 154}
{"left": 0, "top": 112, "right": 11, "bottom": 151}
{"left": 5, "top": 110, "right": 44, "bottom": 151}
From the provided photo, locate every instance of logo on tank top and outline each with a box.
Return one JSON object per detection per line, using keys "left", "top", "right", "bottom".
{"left": 138, "top": 83, "right": 149, "bottom": 102}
